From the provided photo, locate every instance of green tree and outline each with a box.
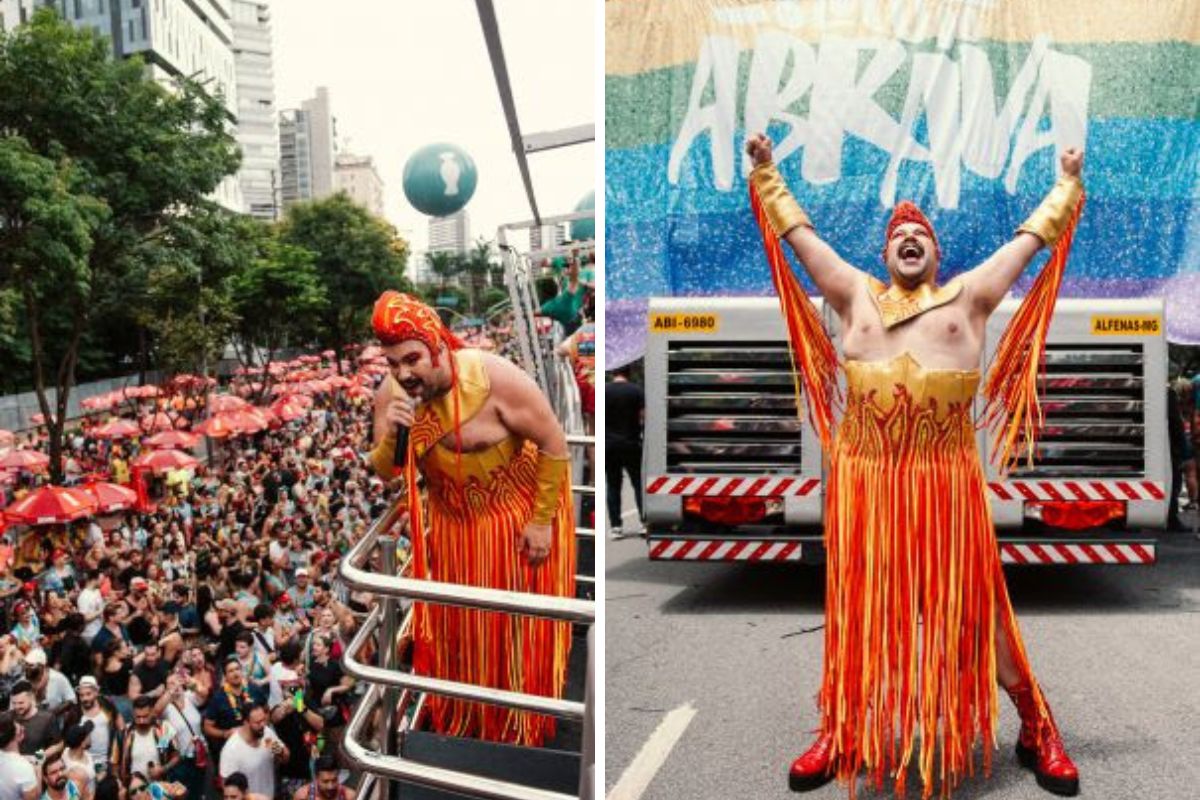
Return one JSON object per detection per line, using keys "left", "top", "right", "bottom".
{"left": 425, "top": 251, "right": 463, "bottom": 296}
{"left": 280, "top": 194, "right": 409, "bottom": 368}
{"left": 229, "top": 236, "right": 327, "bottom": 397}
{"left": 0, "top": 8, "right": 240, "bottom": 480}
{"left": 462, "top": 238, "right": 496, "bottom": 314}
{"left": 0, "top": 135, "right": 106, "bottom": 476}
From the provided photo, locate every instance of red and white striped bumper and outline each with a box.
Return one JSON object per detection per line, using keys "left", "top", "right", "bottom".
{"left": 648, "top": 539, "right": 1156, "bottom": 564}
{"left": 649, "top": 539, "right": 803, "bottom": 561}
{"left": 1000, "top": 542, "right": 1156, "bottom": 564}
{"left": 646, "top": 475, "right": 820, "bottom": 497}
{"left": 988, "top": 480, "right": 1165, "bottom": 502}
{"left": 647, "top": 477, "right": 1165, "bottom": 502}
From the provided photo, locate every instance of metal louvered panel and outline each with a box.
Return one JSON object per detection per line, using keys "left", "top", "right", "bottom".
{"left": 666, "top": 341, "right": 800, "bottom": 474}
{"left": 1013, "top": 343, "right": 1145, "bottom": 478}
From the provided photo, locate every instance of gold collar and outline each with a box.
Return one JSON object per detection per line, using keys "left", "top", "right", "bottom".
{"left": 867, "top": 276, "right": 963, "bottom": 329}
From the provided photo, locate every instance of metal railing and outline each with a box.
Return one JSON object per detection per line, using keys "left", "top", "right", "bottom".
{"left": 342, "top": 514, "right": 594, "bottom": 623}
{"left": 339, "top": 480, "right": 596, "bottom": 800}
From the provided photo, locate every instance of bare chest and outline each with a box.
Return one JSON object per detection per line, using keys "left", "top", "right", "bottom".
{"left": 841, "top": 296, "right": 983, "bottom": 370}
{"left": 432, "top": 398, "right": 511, "bottom": 452}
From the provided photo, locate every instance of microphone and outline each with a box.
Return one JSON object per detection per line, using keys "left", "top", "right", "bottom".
{"left": 393, "top": 398, "right": 414, "bottom": 468}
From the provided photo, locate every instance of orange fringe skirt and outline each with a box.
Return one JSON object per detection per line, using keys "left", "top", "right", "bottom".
{"left": 820, "top": 384, "right": 1045, "bottom": 798}
{"left": 409, "top": 448, "right": 577, "bottom": 747}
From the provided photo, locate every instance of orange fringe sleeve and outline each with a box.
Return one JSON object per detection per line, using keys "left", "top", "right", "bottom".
{"left": 749, "top": 184, "right": 839, "bottom": 450}
{"left": 982, "top": 193, "right": 1086, "bottom": 474}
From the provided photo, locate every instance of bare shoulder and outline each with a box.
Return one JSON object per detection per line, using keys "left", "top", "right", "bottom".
{"left": 480, "top": 351, "right": 538, "bottom": 395}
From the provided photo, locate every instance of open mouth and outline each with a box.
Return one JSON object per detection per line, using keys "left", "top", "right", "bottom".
{"left": 899, "top": 240, "right": 924, "bottom": 262}
{"left": 401, "top": 379, "right": 423, "bottom": 395}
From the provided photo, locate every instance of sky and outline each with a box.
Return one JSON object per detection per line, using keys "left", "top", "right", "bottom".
{"left": 270, "top": 0, "right": 596, "bottom": 256}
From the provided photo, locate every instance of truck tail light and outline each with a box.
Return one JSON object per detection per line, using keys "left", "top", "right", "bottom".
{"left": 683, "top": 496, "right": 782, "bottom": 526}
{"left": 1026, "top": 500, "right": 1125, "bottom": 531}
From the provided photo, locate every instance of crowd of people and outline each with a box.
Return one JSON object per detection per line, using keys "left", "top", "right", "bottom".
{"left": 0, "top": 371, "right": 385, "bottom": 800}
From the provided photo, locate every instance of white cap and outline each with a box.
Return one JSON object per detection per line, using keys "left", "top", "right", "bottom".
{"left": 23, "top": 648, "right": 47, "bottom": 667}
{"left": 295, "top": 568, "right": 309, "bottom": 577}
{"left": 78, "top": 675, "right": 99, "bottom": 690}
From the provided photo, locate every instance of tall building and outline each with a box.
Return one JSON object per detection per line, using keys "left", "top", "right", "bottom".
{"left": 231, "top": 0, "right": 278, "bottom": 220}
{"left": 1, "top": 0, "right": 246, "bottom": 211}
{"left": 428, "top": 210, "right": 470, "bottom": 256}
{"left": 334, "top": 153, "right": 385, "bottom": 219}
{"left": 530, "top": 222, "right": 567, "bottom": 252}
{"left": 278, "top": 86, "right": 337, "bottom": 210}
{"left": 277, "top": 108, "right": 311, "bottom": 208}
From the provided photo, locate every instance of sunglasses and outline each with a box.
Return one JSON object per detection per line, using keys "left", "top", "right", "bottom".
{"left": 129, "top": 784, "right": 148, "bottom": 794}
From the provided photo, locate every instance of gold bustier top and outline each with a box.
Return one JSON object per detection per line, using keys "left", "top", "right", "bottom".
{"left": 839, "top": 352, "right": 981, "bottom": 456}
{"left": 411, "top": 350, "right": 539, "bottom": 520}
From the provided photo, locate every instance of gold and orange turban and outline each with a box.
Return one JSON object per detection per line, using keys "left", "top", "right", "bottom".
{"left": 371, "top": 291, "right": 464, "bottom": 365}
{"left": 883, "top": 201, "right": 941, "bottom": 263}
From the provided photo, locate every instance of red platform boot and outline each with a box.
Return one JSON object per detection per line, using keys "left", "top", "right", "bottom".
{"left": 788, "top": 732, "right": 837, "bottom": 792}
{"left": 1006, "top": 682, "right": 1080, "bottom": 797}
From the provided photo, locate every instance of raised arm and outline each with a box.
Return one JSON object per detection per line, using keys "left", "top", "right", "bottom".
{"left": 746, "top": 133, "right": 864, "bottom": 317}
{"left": 961, "top": 148, "right": 1084, "bottom": 316}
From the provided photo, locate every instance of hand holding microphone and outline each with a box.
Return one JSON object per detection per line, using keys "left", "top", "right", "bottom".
{"left": 385, "top": 395, "right": 416, "bottom": 467}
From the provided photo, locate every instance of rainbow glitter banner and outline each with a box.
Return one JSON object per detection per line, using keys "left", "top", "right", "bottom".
{"left": 605, "top": 0, "right": 1200, "bottom": 366}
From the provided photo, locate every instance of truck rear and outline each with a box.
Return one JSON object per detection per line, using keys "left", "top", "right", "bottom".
{"left": 642, "top": 296, "right": 1166, "bottom": 565}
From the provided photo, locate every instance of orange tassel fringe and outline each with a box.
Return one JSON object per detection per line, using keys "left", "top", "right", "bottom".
{"left": 749, "top": 184, "right": 840, "bottom": 450}
{"left": 404, "top": 373, "right": 575, "bottom": 747}
{"left": 749, "top": 189, "right": 1061, "bottom": 798}
{"left": 983, "top": 193, "right": 1086, "bottom": 474}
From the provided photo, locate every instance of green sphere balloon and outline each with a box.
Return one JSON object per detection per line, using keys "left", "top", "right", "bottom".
{"left": 570, "top": 191, "right": 595, "bottom": 241}
{"left": 403, "top": 143, "right": 478, "bottom": 217}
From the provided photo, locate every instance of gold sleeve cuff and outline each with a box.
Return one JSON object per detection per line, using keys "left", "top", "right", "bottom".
{"left": 749, "top": 162, "right": 812, "bottom": 237}
{"left": 531, "top": 452, "right": 570, "bottom": 526}
{"left": 1017, "top": 174, "right": 1083, "bottom": 246}
{"left": 368, "top": 433, "right": 398, "bottom": 480}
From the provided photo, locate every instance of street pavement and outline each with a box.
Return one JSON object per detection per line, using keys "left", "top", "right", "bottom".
{"left": 604, "top": 503, "right": 1200, "bottom": 799}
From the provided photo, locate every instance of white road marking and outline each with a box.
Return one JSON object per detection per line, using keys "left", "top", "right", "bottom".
{"left": 607, "top": 703, "right": 698, "bottom": 800}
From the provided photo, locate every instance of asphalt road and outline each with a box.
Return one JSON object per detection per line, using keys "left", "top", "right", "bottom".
{"left": 604, "top": 508, "right": 1200, "bottom": 799}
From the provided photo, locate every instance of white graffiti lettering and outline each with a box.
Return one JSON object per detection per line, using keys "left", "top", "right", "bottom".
{"left": 667, "top": 30, "right": 1092, "bottom": 208}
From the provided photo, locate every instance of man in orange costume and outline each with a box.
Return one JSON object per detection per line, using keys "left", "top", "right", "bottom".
{"left": 746, "top": 134, "right": 1084, "bottom": 798}
{"left": 367, "top": 291, "right": 575, "bottom": 746}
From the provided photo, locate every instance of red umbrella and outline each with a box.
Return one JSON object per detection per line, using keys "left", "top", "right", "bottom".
{"left": 255, "top": 407, "right": 281, "bottom": 428}
{"left": 229, "top": 409, "right": 270, "bottom": 433}
{"left": 143, "top": 430, "right": 200, "bottom": 450}
{"left": 83, "top": 481, "right": 139, "bottom": 513}
{"left": 139, "top": 412, "right": 177, "bottom": 433}
{"left": 132, "top": 449, "right": 199, "bottom": 472}
{"left": 4, "top": 485, "right": 96, "bottom": 525}
{"left": 208, "top": 394, "right": 250, "bottom": 413}
{"left": 193, "top": 414, "right": 243, "bottom": 439}
{"left": 279, "top": 393, "right": 314, "bottom": 409}
{"left": 93, "top": 419, "right": 142, "bottom": 439}
{"left": 269, "top": 399, "right": 308, "bottom": 423}
{"left": 0, "top": 449, "right": 49, "bottom": 472}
